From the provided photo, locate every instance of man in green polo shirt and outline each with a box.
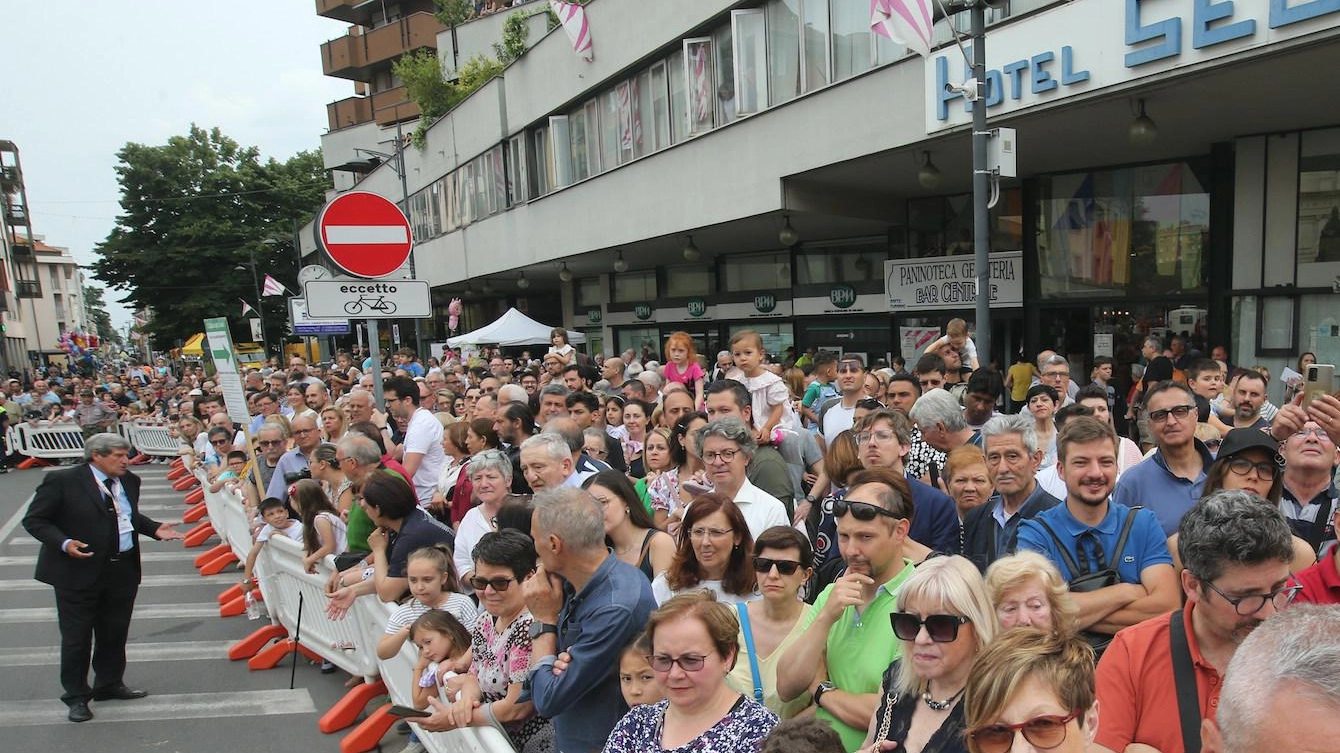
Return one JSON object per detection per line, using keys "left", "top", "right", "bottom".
{"left": 776, "top": 467, "right": 917, "bottom": 751}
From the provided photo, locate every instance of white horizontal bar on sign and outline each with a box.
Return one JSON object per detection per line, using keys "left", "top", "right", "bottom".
{"left": 325, "top": 225, "right": 409, "bottom": 245}
{"left": 0, "top": 689, "right": 316, "bottom": 727}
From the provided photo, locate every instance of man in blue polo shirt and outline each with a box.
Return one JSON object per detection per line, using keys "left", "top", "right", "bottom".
{"left": 1019, "top": 416, "right": 1179, "bottom": 646}
{"left": 1111, "top": 381, "right": 1214, "bottom": 536}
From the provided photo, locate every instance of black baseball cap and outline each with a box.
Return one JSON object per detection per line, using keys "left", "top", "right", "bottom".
{"left": 1215, "top": 428, "right": 1283, "bottom": 467}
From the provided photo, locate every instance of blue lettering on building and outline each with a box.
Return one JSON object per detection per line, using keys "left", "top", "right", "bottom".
{"left": 1126, "top": 0, "right": 1340, "bottom": 67}
{"left": 935, "top": 45, "right": 1089, "bottom": 121}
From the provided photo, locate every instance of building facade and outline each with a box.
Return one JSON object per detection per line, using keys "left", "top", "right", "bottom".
{"left": 305, "top": 0, "right": 1340, "bottom": 403}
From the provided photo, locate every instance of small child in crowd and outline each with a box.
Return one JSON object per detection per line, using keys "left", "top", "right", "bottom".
{"left": 409, "top": 610, "right": 474, "bottom": 710}
{"left": 378, "top": 544, "right": 478, "bottom": 661}
{"left": 241, "top": 497, "right": 304, "bottom": 585}
{"left": 291, "top": 478, "right": 349, "bottom": 573}
{"left": 725, "top": 330, "right": 795, "bottom": 446}
{"left": 209, "top": 450, "right": 247, "bottom": 494}
{"left": 926, "top": 317, "right": 980, "bottom": 369}
{"left": 662, "top": 332, "right": 706, "bottom": 408}
{"left": 618, "top": 634, "right": 663, "bottom": 709}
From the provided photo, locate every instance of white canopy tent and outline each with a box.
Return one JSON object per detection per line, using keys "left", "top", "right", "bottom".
{"left": 446, "top": 307, "right": 586, "bottom": 347}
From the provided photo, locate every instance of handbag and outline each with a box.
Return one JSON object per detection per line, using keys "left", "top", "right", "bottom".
{"left": 1035, "top": 507, "right": 1140, "bottom": 655}
{"left": 735, "top": 603, "right": 764, "bottom": 704}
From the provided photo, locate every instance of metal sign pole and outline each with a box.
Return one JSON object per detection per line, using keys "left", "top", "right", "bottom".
{"left": 369, "top": 318, "right": 384, "bottom": 407}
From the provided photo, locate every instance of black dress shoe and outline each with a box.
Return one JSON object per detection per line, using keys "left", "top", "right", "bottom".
{"left": 67, "top": 701, "right": 93, "bottom": 723}
{"left": 91, "top": 685, "right": 148, "bottom": 701}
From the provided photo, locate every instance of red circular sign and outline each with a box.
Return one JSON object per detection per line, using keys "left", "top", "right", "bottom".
{"left": 316, "top": 191, "right": 413, "bottom": 278}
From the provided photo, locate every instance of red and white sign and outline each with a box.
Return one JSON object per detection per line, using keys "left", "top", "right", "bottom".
{"left": 316, "top": 191, "right": 413, "bottom": 278}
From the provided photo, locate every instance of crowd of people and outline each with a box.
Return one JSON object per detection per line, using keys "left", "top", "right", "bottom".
{"left": 25, "top": 320, "right": 1340, "bottom": 752}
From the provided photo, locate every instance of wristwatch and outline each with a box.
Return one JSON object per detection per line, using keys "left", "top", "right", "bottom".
{"left": 528, "top": 622, "right": 558, "bottom": 640}
{"left": 813, "top": 681, "right": 836, "bottom": 709}
{"left": 804, "top": 494, "right": 818, "bottom": 504}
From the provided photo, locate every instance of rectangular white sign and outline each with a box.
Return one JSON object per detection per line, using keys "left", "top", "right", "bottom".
{"left": 304, "top": 279, "right": 431, "bottom": 319}
{"left": 885, "top": 251, "right": 1023, "bottom": 311}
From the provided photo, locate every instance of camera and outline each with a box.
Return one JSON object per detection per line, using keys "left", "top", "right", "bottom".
{"left": 284, "top": 468, "right": 312, "bottom": 484}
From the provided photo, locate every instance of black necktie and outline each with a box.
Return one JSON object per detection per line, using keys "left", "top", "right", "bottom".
{"left": 102, "top": 478, "right": 118, "bottom": 516}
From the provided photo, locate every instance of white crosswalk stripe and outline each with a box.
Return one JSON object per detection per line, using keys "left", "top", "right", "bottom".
{"left": 0, "top": 689, "right": 317, "bottom": 727}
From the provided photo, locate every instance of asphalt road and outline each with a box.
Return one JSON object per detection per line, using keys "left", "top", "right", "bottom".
{"left": 0, "top": 462, "right": 394, "bottom": 752}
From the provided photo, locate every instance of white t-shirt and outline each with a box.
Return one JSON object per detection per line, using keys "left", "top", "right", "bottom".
{"left": 403, "top": 407, "right": 446, "bottom": 506}
{"left": 256, "top": 519, "right": 304, "bottom": 543}
{"left": 313, "top": 510, "right": 349, "bottom": 557}
{"left": 383, "top": 594, "right": 479, "bottom": 635}
{"left": 725, "top": 369, "right": 794, "bottom": 434}
{"left": 679, "top": 478, "right": 789, "bottom": 543}
{"left": 821, "top": 400, "right": 857, "bottom": 446}
{"left": 454, "top": 507, "right": 495, "bottom": 585}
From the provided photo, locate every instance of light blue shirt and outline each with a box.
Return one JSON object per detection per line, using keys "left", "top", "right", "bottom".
{"left": 92, "top": 467, "right": 134, "bottom": 553}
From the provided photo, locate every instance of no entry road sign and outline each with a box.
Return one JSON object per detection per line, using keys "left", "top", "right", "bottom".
{"left": 316, "top": 191, "right": 413, "bottom": 278}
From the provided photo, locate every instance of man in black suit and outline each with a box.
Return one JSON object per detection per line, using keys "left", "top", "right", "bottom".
{"left": 22, "top": 433, "right": 184, "bottom": 722}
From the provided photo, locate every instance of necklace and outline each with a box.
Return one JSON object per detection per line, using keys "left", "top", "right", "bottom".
{"left": 921, "top": 682, "right": 965, "bottom": 711}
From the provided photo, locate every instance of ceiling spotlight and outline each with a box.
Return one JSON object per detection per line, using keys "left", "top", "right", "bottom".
{"left": 612, "top": 249, "right": 628, "bottom": 273}
{"left": 1128, "top": 98, "right": 1158, "bottom": 147}
{"left": 558, "top": 262, "right": 573, "bottom": 282}
{"left": 778, "top": 215, "right": 800, "bottom": 247}
{"left": 683, "top": 235, "right": 701, "bottom": 262}
{"left": 517, "top": 271, "right": 530, "bottom": 289}
{"left": 918, "top": 151, "right": 942, "bottom": 190}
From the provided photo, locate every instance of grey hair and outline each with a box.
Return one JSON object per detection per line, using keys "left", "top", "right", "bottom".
{"left": 256, "top": 421, "right": 287, "bottom": 439}
{"left": 206, "top": 426, "right": 233, "bottom": 441}
{"left": 532, "top": 487, "right": 606, "bottom": 552}
{"left": 638, "top": 370, "right": 663, "bottom": 389}
{"left": 909, "top": 389, "right": 968, "bottom": 432}
{"left": 84, "top": 432, "right": 132, "bottom": 461}
{"left": 1177, "top": 489, "right": 1293, "bottom": 583}
{"left": 497, "top": 384, "right": 527, "bottom": 405}
{"left": 538, "top": 383, "right": 570, "bottom": 400}
{"left": 468, "top": 448, "right": 513, "bottom": 483}
{"left": 337, "top": 434, "right": 381, "bottom": 466}
{"left": 542, "top": 419, "right": 583, "bottom": 453}
{"left": 981, "top": 413, "right": 1039, "bottom": 455}
{"left": 694, "top": 417, "right": 757, "bottom": 458}
{"left": 1217, "top": 605, "right": 1340, "bottom": 753}
{"left": 1142, "top": 335, "right": 1163, "bottom": 352}
{"left": 1040, "top": 354, "right": 1069, "bottom": 371}
{"left": 520, "top": 432, "right": 571, "bottom": 463}
{"left": 582, "top": 427, "right": 609, "bottom": 446}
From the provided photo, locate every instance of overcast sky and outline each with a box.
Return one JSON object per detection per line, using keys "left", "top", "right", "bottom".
{"left": 3, "top": 2, "right": 351, "bottom": 331}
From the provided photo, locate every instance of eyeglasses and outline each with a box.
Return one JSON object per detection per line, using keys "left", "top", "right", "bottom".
{"left": 1225, "top": 457, "right": 1281, "bottom": 479}
{"left": 210, "top": 438, "right": 230, "bottom": 445}
{"left": 1041, "top": 370, "right": 1070, "bottom": 379}
{"left": 1148, "top": 404, "right": 1195, "bottom": 423}
{"left": 890, "top": 612, "right": 970, "bottom": 643}
{"left": 649, "top": 653, "right": 708, "bottom": 673}
{"left": 752, "top": 556, "right": 802, "bottom": 576}
{"left": 837, "top": 362, "right": 864, "bottom": 373}
{"left": 1293, "top": 426, "right": 1332, "bottom": 442}
{"left": 293, "top": 428, "right": 317, "bottom": 435}
{"left": 855, "top": 429, "right": 898, "bottom": 445}
{"left": 585, "top": 446, "right": 608, "bottom": 458}
{"left": 258, "top": 439, "right": 282, "bottom": 447}
{"left": 832, "top": 498, "right": 901, "bottom": 522}
{"left": 1202, "top": 580, "right": 1300, "bottom": 616}
{"left": 702, "top": 449, "right": 740, "bottom": 464}
{"left": 968, "top": 712, "right": 1081, "bottom": 753}
{"left": 467, "top": 576, "right": 516, "bottom": 592}
{"left": 688, "top": 527, "right": 733, "bottom": 540}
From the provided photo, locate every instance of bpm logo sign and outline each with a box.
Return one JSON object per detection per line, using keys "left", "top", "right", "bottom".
{"left": 687, "top": 298, "right": 707, "bottom": 318}
{"left": 754, "top": 294, "right": 777, "bottom": 313}
{"left": 829, "top": 285, "right": 857, "bottom": 309}
{"left": 634, "top": 304, "right": 653, "bottom": 320}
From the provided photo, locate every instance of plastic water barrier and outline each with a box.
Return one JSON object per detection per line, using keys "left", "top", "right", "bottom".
{"left": 124, "top": 420, "right": 181, "bottom": 457}
{"left": 6, "top": 421, "right": 86, "bottom": 459}
{"left": 203, "top": 472, "right": 256, "bottom": 563}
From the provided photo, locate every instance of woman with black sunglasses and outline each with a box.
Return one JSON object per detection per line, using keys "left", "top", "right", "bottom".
{"left": 725, "top": 526, "right": 815, "bottom": 719}
{"left": 859, "top": 556, "right": 996, "bottom": 753}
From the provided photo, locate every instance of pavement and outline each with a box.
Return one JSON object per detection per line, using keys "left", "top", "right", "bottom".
{"left": 0, "top": 462, "right": 395, "bottom": 752}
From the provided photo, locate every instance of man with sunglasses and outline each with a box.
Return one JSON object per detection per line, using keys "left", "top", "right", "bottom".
{"left": 1111, "top": 382, "right": 1215, "bottom": 537}
{"left": 265, "top": 414, "right": 323, "bottom": 501}
{"left": 1094, "top": 490, "right": 1295, "bottom": 753}
{"left": 1019, "top": 417, "right": 1179, "bottom": 649}
{"left": 816, "top": 356, "right": 866, "bottom": 446}
{"left": 777, "top": 467, "right": 917, "bottom": 753}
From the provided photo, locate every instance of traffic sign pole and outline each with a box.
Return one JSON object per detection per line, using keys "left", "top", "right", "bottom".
{"left": 368, "top": 319, "right": 383, "bottom": 407}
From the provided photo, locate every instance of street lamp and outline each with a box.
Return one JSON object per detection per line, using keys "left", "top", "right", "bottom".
{"left": 235, "top": 247, "right": 267, "bottom": 355}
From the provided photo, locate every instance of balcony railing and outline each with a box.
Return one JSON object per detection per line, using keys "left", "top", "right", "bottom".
{"left": 327, "top": 96, "right": 375, "bottom": 131}
{"left": 372, "top": 86, "right": 420, "bottom": 126}
{"left": 15, "top": 280, "right": 40, "bottom": 299}
{"left": 321, "top": 12, "right": 445, "bottom": 80}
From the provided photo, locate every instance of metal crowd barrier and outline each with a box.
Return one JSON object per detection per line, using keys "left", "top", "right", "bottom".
{"left": 6, "top": 421, "right": 86, "bottom": 460}
{"left": 124, "top": 419, "right": 181, "bottom": 458}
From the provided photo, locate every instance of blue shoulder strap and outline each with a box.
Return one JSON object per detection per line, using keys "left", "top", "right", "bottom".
{"left": 736, "top": 602, "right": 764, "bottom": 704}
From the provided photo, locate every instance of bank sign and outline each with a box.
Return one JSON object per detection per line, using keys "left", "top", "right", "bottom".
{"left": 927, "top": 0, "right": 1340, "bottom": 131}
{"left": 885, "top": 251, "right": 1022, "bottom": 311}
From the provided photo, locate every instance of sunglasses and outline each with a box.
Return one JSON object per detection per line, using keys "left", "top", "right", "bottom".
{"left": 832, "top": 498, "right": 901, "bottom": 522}
{"left": 890, "top": 611, "right": 970, "bottom": 642}
{"left": 467, "top": 576, "right": 515, "bottom": 592}
{"left": 968, "top": 712, "right": 1080, "bottom": 753}
{"left": 752, "top": 556, "right": 802, "bottom": 576}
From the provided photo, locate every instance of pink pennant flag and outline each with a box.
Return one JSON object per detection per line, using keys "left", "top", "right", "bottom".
{"left": 872, "top": 0, "right": 935, "bottom": 58}
{"left": 261, "top": 274, "right": 288, "bottom": 297}
{"left": 550, "top": 0, "right": 593, "bottom": 62}
{"left": 241, "top": 299, "right": 255, "bottom": 317}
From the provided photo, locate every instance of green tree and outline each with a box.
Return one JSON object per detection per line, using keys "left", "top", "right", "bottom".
{"left": 82, "top": 285, "right": 121, "bottom": 346}
{"left": 92, "top": 125, "right": 326, "bottom": 352}
{"left": 494, "top": 11, "right": 530, "bottom": 65}
{"left": 394, "top": 50, "right": 503, "bottom": 148}
{"left": 433, "top": 0, "right": 473, "bottom": 26}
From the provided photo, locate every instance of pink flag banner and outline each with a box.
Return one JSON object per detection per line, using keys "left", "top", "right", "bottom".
{"left": 550, "top": 0, "right": 594, "bottom": 62}
{"left": 241, "top": 299, "right": 255, "bottom": 317}
{"left": 872, "top": 0, "right": 935, "bottom": 58}
{"left": 261, "top": 274, "right": 288, "bottom": 297}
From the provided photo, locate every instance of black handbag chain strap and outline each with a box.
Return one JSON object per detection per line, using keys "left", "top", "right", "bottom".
{"left": 1035, "top": 505, "right": 1140, "bottom": 577}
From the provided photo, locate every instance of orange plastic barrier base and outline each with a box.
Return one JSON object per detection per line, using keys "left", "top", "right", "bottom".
{"left": 339, "top": 703, "right": 396, "bottom": 752}
{"left": 198, "top": 544, "right": 232, "bottom": 569}
{"left": 184, "top": 487, "right": 205, "bottom": 505}
{"left": 219, "top": 589, "right": 261, "bottom": 618}
{"left": 248, "top": 638, "right": 323, "bottom": 671}
{"left": 199, "top": 550, "right": 238, "bottom": 576}
{"left": 182, "top": 502, "right": 208, "bottom": 524}
{"left": 17, "top": 457, "right": 52, "bottom": 469}
{"left": 167, "top": 465, "right": 189, "bottom": 480}
{"left": 172, "top": 475, "right": 200, "bottom": 491}
{"left": 321, "top": 680, "right": 388, "bottom": 734}
{"left": 129, "top": 454, "right": 151, "bottom": 465}
{"left": 228, "top": 624, "right": 287, "bottom": 660}
{"left": 183, "top": 522, "right": 215, "bottom": 547}
{"left": 171, "top": 457, "right": 185, "bottom": 471}
{"left": 216, "top": 582, "right": 244, "bottom": 604}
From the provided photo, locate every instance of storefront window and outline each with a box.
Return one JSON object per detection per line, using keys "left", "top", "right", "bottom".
{"left": 575, "top": 277, "right": 602, "bottom": 307}
{"left": 723, "top": 252, "right": 790, "bottom": 291}
{"left": 728, "top": 322, "right": 794, "bottom": 360}
{"left": 664, "top": 265, "right": 714, "bottom": 297}
{"left": 905, "top": 188, "right": 1021, "bottom": 259}
{"left": 1298, "top": 128, "right": 1340, "bottom": 280}
{"left": 796, "top": 238, "right": 888, "bottom": 284}
{"left": 1036, "top": 161, "right": 1209, "bottom": 299}
{"left": 617, "top": 327, "right": 660, "bottom": 358}
{"left": 612, "top": 270, "right": 657, "bottom": 303}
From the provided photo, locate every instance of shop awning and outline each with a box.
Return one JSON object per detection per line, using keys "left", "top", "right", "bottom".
{"left": 181, "top": 332, "right": 205, "bottom": 357}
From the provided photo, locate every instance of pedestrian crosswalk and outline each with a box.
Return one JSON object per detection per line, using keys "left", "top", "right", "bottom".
{"left": 0, "top": 464, "right": 358, "bottom": 748}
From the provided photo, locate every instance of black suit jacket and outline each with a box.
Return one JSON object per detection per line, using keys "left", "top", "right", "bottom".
{"left": 961, "top": 486, "right": 1061, "bottom": 573}
{"left": 22, "top": 465, "right": 161, "bottom": 590}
